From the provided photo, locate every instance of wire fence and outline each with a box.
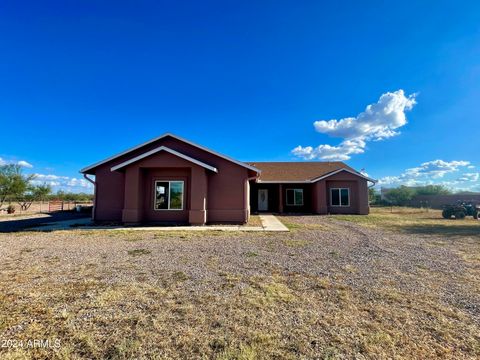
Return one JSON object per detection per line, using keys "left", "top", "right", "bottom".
{"left": 0, "top": 201, "right": 93, "bottom": 215}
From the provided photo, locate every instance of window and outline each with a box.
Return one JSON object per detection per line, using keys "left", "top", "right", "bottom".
{"left": 330, "top": 188, "right": 350, "bottom": 207}
{"left": 286, "top": 189, "right": 304, "bottom": 206}
{"left": 154, "top": 180, "right": 184, "bottom": 210}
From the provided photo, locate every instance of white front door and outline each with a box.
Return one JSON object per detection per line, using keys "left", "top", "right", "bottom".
{"left": 258, "top": 189, "right": 268, "bottom": 211}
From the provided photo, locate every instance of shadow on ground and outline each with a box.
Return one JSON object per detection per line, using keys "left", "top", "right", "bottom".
{"left": 0, "top": 212, "right": 90, "bottom": 233}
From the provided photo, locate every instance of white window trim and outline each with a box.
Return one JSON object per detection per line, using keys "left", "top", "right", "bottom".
{"left": 330, "top": 188, "right": 350, "bottom": 207}
{"left": 286, "top": 188, "right": 304, "bottom": 206}
{"left": 154, "top": 180, "right": 184, "bottom": 211}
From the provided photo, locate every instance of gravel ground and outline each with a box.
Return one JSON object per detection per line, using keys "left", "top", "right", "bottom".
{"left": 0, "top": 215, "right": 479, "bottom": 358}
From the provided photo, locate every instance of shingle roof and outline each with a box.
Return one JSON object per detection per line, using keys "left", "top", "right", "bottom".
{"left": 246, "top": 161, "right": 357, "bottom": 182}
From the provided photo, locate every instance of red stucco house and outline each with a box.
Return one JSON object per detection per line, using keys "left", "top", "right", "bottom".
{"left": 81, "top": 133, "right": 375, "bottom": 225}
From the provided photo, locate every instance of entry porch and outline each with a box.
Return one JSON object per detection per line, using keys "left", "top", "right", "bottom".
{"left": 249, "top": 175, "right": 367, "bottom": 215}
{"left": 250, "top": 182, "right": 314, "bottom": 214}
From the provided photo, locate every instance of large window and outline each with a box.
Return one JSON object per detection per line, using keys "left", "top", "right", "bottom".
{"left": 154, "top": 181, "right": 184, "bottom": 210}
{"left": 330, "top": 188, "right": 350, "bottom": 207}
{"left": 286, "top": 189, "right": 304, "bottom": 206}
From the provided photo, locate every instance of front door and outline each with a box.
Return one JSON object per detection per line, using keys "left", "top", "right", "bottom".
{"left": 258, "top": 189, "right": 268, "bottom": 211}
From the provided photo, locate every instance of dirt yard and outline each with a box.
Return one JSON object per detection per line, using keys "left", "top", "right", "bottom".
{"left": 0, "top": 209, "right": 479, "bottom": 359}
{"left": 0, "top": 202, "right": 92, "bottom": 218}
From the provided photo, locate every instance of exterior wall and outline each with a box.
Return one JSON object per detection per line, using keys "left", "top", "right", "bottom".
{"left": 250, "top": 172, "right": 369, "bottom": 215}
{"left": 94, "top": 166, "right": 125, "bottom": 222}
{"left": 206, "top": 165, "right": 250, "bottom": 223}
{"left": 324, "top": 172, "right": 369, "bottom": 215}
{"left": 92, "top": 135, "right": 251, "bottom": 224}
{"left": 312, "top": 180, "right": 328, "bottom": 214}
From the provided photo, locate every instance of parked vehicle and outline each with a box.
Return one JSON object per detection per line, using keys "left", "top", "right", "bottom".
{"left": 442, "top": 201, "right": 479, "bottom": 220}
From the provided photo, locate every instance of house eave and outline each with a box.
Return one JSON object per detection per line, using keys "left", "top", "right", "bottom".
{"left": 257, "top": 180, "right": 311, "bottom": 184}
{"left": 110, "top": 146, "right": 218, "bottom": 173}
{"left": 310, "top": 168, "right": 377, "bottom": 183}
{"left": 256, "top": 168, "right": 377, "bottom": 184}
{"left": 80, "top": 132, "right": 261, "bottom": 174}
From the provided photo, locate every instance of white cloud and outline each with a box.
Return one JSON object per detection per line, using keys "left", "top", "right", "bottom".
{"left": 0, "top": 157, "right": 34, "bottom": 168}
{"left": 377, "top": 160, "right": 476, "bottom": 191}
{"left": 404, "top": 160, "right": 470, "bottom": 179}
{"left": 30, "top": 173, "right": 93, "bottom": 193}
{"left": 292, "top": 90, "right": 417, "bottom": 161}
{"left": 458, "top": 172, "right": 479, "bottom": 182}
{"left": 377, "top": 176, "right": 431, "bottom": 188}
{"left": 17, "top": 160, "right": 33, "bottom": 168}
{"left": 0, "top": 160, "right": 93, "bottom": 193}
{"left": 467, "top": 165, "right": 475, "bottom": 169}
{"left": 30, "top": 180, "right": 61, "bottom": 187}
{"left": 34, "top": 174, "right": 69, "bottom": 181}
{"left": 292, "top": 139, "right": 365, "bottom": 161}
{"left": 66, "top": 178, "right": 92, "bottom": 189}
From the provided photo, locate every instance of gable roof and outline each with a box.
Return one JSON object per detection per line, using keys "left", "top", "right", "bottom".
{"left": 247, "top": 161, "right": 375, "bottom": 183}
{"left": 80, "top": 133, "right": 261, "bottom": 174}
{"left": 111, "top": 146, "right": 218, "bottom": 172}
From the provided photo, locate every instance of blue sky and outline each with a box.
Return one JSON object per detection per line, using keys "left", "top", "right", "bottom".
{"left": 1, "top": 1, "right": 479, "bottom": 193}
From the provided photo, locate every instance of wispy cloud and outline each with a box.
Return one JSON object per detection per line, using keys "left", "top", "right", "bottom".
{"left": 458, "top": 172, "right": 479, "bottom": 182}
{"left": 31, "top": 173, "right": 93, "bottom": 192}
{"left": 292, "top": 90, "right": 417, "bottom": 161}
{"left": 0, "top": 157, "right": 33, "bottom": 168}
{"left": 1, "top": 157, "right": 92, "bottom": 193}
{"left": 17, "top": 160, "right": 33, "bottom": 168}
{"left": 378, "top": 160, "right": 478, "bottom": 191}
{"left": 404, "top": 160, "right": 470, "bottom": 179}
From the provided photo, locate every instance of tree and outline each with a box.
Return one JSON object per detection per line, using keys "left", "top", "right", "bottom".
{"left": 369, "top": 188, "right": 381, "bottom": 204}
{"left": 51, "top": 191, "right": 93, "bottom": 202}
{"left": 385, "top": 186, "right": 416, "bottom": 206}
{"left": 33, "top": 184, "right": 52, "bottom": 202}
{"left": 415, "top": 185, "right": 451, "bottom": 196}
{"left": 0, "top": 164, "right": 34, "bottom": 207}
{"left": 17, "top": 184, "right": 52, "bottom": 211}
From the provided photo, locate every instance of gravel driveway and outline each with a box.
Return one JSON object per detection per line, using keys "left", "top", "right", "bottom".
{"left": 0, "top": 215, "right": 478, "bottom": 359}
{"left": 0, "top": 212, "right": 90, "bottom": 233}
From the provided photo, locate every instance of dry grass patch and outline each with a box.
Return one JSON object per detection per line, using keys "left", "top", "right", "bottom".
{"left": 333, "top": 206, "right": 480, "bottom": 236}
{"left": 244, "top": 276, "right": 297, "bottom": 307}
{"left": 127, "top": 248, "right": 151, "bottom": 257}
{"left": 282, "top": 239, "right": 311, "bottom": 248}
{"left": 279, "top": 219, "right": 329, "bottom": 232}
{"left": 246, "top": 215, "right": 262, "bottom": 227}
{"left": 1, "top": 215, "right": 479, "bottom": 358}
{"left": 0, "top": 268, "right": 479, "bottom": 359}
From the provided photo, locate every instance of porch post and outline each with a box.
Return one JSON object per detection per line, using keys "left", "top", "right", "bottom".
{"left": 278, "top": 184, "right": 283, "bottom": 213}
{"left": 122, "top": 167, "right": 143, "bottom": 223}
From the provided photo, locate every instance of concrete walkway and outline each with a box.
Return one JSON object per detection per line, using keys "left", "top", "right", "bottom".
{"left": 27, "top": 214, "right": 289, "bottom": 232}
{"left": 259, "top": 214, "right": 289, "bottom": 232}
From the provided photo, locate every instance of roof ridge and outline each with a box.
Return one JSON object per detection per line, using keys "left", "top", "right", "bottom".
{"left": 81, "top": 133, "right": 261, "bottom": 174}
{"left": 246, "top": 161, "right": 346, "bottom": 164}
